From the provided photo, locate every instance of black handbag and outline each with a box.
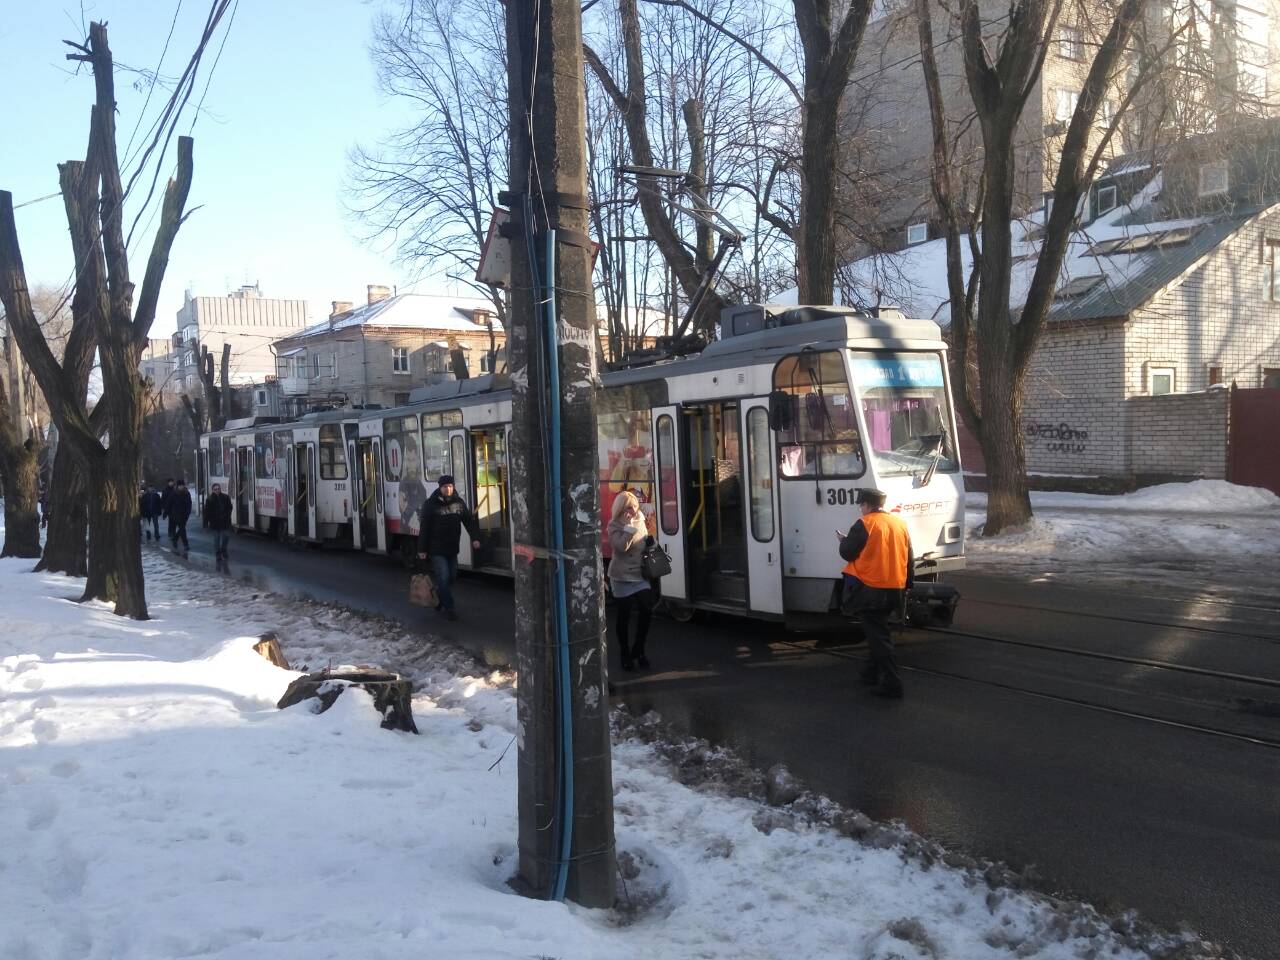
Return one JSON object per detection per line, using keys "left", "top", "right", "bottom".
{"left": 640, "top": 538, "right": 672, "bottom": 581}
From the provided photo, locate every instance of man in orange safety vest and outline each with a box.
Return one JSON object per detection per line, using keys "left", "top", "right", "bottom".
{"left": 838, "top": 487, "right": 914, "bottom": 698}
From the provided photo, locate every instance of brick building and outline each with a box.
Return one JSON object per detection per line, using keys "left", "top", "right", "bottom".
{"left": 843, "top": 0, "right": 1280, "bottom": 255}
{"left": 787, "top": 127, "right": 1280, "bottom": 482}
{"left": 270, "top": 287, "right": 505, "bottom": 416}
{"left": 170, "top": 284, "right": 309, "bottom": 392}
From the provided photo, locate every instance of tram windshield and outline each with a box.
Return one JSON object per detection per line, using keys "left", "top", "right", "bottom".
{"left": 849, "top": 351, "right": 958, "bottom": 477}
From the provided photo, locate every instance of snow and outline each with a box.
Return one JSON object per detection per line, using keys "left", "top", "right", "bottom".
{"left": 0, "top": 551, "right": 1207, "bottom": 958}
{"left": 965, "top": 481, "right": 1280, "bottom": 593}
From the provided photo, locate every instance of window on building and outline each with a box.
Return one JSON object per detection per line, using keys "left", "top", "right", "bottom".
{"left": 1055, "top": 275, "right": 1104, "bottom": 298}
{"left": 1096, "top": 184, "right": 1118, "bottom": 216}
{"left": 905, "top": 222, "right": 928, "bottom": 245}
{"left": 394, "top": 392, "right": 411, "bottom": 406}
{"left": 1055, "top": 88, "right": 1080, "bottom": 123}
{"left": 1098, "top": 99, "right": 1116, "bottom": 128}
{"left": 1208, "top": 365, "right": 1223, "bottom": 386}
{"left": 480, "top": 353, "right": 492, "bottom": 373}
{"left": 256, "top": 389, "right": 267, "bottom": 406}
{"left": 1058, "top": 24, "right": 1084, "bottom": 60}
{"left": 1261, "top": 240, "right": 1280, "bottom": 301}
{"left": 1198, "top": 161, "right": 1228, "bottom": 196}
{"left": 392, "top": 347, "right": 410, "bottom": 374}
{"left": 1149, "top": 366, "right": 1176, "bottom": 395}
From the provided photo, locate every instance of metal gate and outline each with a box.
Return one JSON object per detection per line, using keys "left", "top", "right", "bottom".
{"left": 1228, "top": 387, "right": 1280, "bottom": 495}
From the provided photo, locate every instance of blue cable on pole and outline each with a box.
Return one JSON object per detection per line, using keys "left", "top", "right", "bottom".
{"left": 544, "top": 229, "right": 575, "bottom": 903}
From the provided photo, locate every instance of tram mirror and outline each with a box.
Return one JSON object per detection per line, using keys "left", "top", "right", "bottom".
{"left": 768, "top": 390, "right": 795, "bottom": 431}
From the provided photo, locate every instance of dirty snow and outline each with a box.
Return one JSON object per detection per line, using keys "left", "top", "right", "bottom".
{"left": 965, "top": 480, "right": 1280, "bottom": 597}
{"left": 0, "top": 550, "right": 1212, "bottom": 959}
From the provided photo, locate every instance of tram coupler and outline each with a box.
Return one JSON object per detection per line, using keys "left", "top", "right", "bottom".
{"left": 906, "top": 581, "right": 960, "bottom": 626}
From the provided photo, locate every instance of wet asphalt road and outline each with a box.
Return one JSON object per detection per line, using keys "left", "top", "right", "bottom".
{"left": 184, "top": 526, "right": 1280, "bottom": 958}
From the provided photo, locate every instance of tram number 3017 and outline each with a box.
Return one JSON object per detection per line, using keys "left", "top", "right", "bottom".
{"left": 825, "top": 487, "right": 862, "bottom": 506}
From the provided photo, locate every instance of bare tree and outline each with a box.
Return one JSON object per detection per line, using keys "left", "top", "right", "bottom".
{"left": 0, "top": 22, "right": 196, "bottom": 617}
{"left": 347, "top": 0, "right": 509, "bottom": 322}
{"left": 0, "top": 324, "right": 41, "bottom": 557}
{"left": 915, "top": 0, "right": 1149, "bottom": 533}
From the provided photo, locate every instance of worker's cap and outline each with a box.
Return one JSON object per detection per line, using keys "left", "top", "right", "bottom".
{"left": 437, "top": 474, "right": 455, "bottom": 487}
{"left": 854, "top": 487, "right": 887, "bottom": 507}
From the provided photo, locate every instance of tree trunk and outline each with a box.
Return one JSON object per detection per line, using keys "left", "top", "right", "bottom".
{"left": 100, "top": 438, "right": 147, "bottom": 618}
{"left": 977, "top": 365, "right": 1033, "bottom": 534}
{"left": 0, "top": 442, "right": 41, "bottom": 558}
{"left": 36, "top": 442, "right": 88, "bottom": 575}
{"left": 796, "top": 92, "right": 840, "bottom": 303}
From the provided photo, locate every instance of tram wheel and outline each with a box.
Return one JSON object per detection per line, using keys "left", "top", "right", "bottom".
{"left": 663, "top": 600, "right": 695, "bottom": 623}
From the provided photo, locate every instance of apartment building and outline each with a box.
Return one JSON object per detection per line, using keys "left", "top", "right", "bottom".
{"left": 270, "top": 287, "right": 505, "bottom": 416}
{"left": 842, "top": 0, "right": 1280, "bottom": 255}
{"left": 169, "top": 284, "right": 309, "bottom": 393}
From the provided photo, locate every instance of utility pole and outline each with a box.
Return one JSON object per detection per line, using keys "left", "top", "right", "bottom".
{"left": 504, "top": 0, "right": 616, "bottom": 907}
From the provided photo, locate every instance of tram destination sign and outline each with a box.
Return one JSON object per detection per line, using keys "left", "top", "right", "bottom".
{"left": 850, "top": 356, "right": 944, "bottom": 388}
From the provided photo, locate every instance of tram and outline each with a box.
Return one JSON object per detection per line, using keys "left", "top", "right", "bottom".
{"left": 197, "top": 304, "right": 965, "bottom": 626}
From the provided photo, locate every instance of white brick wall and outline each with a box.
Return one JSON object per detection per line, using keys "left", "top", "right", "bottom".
{"left": 1125, "top": 391, "right": 1229, "bottom": 478}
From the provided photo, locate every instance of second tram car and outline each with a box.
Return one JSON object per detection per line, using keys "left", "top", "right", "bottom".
{"left": 196, "top": 304, "right": 965, "bottom": 626}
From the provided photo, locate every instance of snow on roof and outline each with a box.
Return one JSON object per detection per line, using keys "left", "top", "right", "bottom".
{"left": 780, "top": 173, "right": 1273, "bottom": 326}
{"left": 281, "top": 294, "right": 503, "bottom": 342}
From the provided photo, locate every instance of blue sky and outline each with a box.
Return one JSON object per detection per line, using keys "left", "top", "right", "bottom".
{"left": 1, "top": 1, "right": 457, "bottom": 335}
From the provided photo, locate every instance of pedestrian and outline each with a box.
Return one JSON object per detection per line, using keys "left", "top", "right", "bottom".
{"left": 607, "top": 490, "right": 654, "bottom": 671}
{"left": 139, "top": 482, "right": 162, "bottom": 543}
{"left": 838, "top": 487, "right": 914, "bottom": 699}
{"left": 160, "top": 478, "right": 176, "bottom": 543}
{"left": 415, "top": 474, "right": 480, "bottom": 621}
{"left": 168, "top": 480, "right": 193, "bottom": 558}
{"left": 203, "top": 481, "right": 234, "bottom": 571}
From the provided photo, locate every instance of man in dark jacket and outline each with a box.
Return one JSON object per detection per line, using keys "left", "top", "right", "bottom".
{"left": 159, "top": 478, "right": 177, "bottom": 542}
{"left": 139, "top": 483, "right": 162, "bottom": 542}
{"left": 415, "top": 475, "right": 480, "bottom": 620}
{"left": 203, "top": 482, "right": 234, "bottom": 570}
{"left": 168, "top": 480, "right": 193, "bottom": 558}
{"left": 838, "top": 487, "right": 914, "bottom": 699}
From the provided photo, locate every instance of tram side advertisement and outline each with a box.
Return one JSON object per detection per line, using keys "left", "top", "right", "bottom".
{"left": 597, "top": 407, "right": 657, "bottom": 552}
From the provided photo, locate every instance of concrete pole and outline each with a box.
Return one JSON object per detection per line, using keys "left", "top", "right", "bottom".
{"left": 505, "top": 0, "right": 616, "bottom": 908}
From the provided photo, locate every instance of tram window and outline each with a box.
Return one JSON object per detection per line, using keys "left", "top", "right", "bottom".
{"left": 598, "top": 407, "right": 655, "bottom": 532}
{"left": 772, "top": 351, "right": 866, "bottom": 479}
{"left": 208, "top": 437, "right": 222, "bottom": 476}
{"left": 222, "top": 439, "right": 234, "bottom": 478}
{"left": 850, "top": 351, "right": 957, "bottom": 477}
{"left": 318, "top": 425, "right": 348, "bottom": 480}
{"left": 273, "top": 433, "right": 290, "bottom": 480}
{"left": 383, "top": 414, "right": 421, "bottom": 483}
{"left": 254, "top": 433, "right": 274, "bottom": 479}
{"left": 450, "top": 435, "right": 465, "bottom": 487}
{"left": 746, "top": 407, "right": 774, "bottom": 541}
{"left": 656, "top": 415, "right": 678, "bottom": 536}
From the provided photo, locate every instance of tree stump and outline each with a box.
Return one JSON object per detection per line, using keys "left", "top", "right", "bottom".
{"left": 253, "top": 632, "right": 291, "bottom": 669}
{"left": 277, "top": 667, "right": 417, "bottom": 733}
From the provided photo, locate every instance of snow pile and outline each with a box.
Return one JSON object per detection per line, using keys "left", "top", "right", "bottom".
{"left": 965, "top": 481, "right": 1280, "bottom": 589}
{"left": 0, "top": 554, "right": 1210, "bottom": 959}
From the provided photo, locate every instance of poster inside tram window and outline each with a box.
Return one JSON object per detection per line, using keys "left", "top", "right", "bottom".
{"left": 383, "top": 416, "right": 426, "bottom": 536}
{"left": 597, "top": 408, "right": 655, "bottom": 554}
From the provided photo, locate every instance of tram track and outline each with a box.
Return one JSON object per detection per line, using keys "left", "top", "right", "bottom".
{"left": 953, "top": 596, "right": 1280, "bottom": 643}
{"left": 766, "top": 634, "right": 1280, "bottom": 750}
{"left": 916, "top": 624, "right": 1280, "bottom": 688}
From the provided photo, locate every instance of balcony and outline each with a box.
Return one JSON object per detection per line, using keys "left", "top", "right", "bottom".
{"left": 279, "top": 376, "right": 310, "bottom": 396}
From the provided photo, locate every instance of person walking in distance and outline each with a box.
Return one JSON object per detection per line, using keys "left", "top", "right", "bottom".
{"left": 607, "top": 491, "right": 654, "bottom": 671}
{"left": 203, "top": 482, "right": 233, "bottom": 571}
{"left": 168, "top": 480, "right": 193, "bottom": 558}
{"left": 139, "top": 482, "right": 162, "bottom": 543}
{"left": 415, "top": 475, "right": 480, "bottom": 621}
{"left": 838, "top": 487, "right": 914, "bottom": 698}
{"left": 159, "top": 478, "right": 177, "bottom": 543}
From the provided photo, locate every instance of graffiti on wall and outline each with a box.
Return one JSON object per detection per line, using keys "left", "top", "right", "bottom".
{"left": 1026, "top": 421, "right": 1089, "bottom": 455}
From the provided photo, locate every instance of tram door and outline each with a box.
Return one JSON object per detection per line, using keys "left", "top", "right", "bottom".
{"left": 348, "top": 436, "right": 363, "bottom": 550}
{"left": 449, "top": 429, "right": 473, "bottom": 567}
{"left": 293, "top": 441, "right": 316, "bottom": 539}
{"left": 741, "top": 400, "right": 784, "bottom": 614}
{"left": 471, "top": 427, "right": 511, "bottom": 570}
{"left": 650, "top": 407, "right": 687, "bottom": 601}
{"left": 357, "top": 437, "right": 385, "bottom": 553}
{"left": 236, "top": 445, "right": 254, "bottom": 530}
{"left": 681, "top": 401, "right": 748, "bottom": 605}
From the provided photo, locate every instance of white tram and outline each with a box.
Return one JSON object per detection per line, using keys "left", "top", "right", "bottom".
{"left": 197, "top": 304, "right": 965, "bottom": 625}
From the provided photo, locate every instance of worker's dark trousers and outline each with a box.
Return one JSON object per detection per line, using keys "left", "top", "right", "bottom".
{"left": 862, "top": 607, "right": 901, "bottom": 688}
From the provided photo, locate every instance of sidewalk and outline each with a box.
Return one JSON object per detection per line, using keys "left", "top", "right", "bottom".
{"left": 0, "top": 551, "right": 1213, "bottom": 959}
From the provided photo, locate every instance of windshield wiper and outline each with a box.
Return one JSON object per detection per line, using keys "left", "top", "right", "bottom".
{"left": 917, "top": 430, "right": 948, "bottom": 486}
